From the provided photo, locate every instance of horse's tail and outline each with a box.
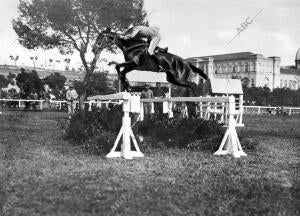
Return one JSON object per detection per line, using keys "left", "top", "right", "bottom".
{"left": 108, "top": 61, "right": 120, "bottom": 66}
{"left": 188, "top": 63, "right": 208, "bottom": 80}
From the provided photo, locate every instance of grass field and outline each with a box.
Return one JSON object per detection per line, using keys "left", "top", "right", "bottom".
{"left": 0, "top": 111, "right": 299, "bottom": 216}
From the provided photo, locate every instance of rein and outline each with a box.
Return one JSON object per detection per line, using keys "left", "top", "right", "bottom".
{"left": 96, "top": 33, "right": 146, "bottom": 54}
{"left": 123, "top": 43, "right": 147, "bottom": 53}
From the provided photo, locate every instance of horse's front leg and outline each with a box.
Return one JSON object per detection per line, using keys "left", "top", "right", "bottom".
{"left": 119, "top": 66, "right": 136, "bottom": 92}
{"left": 113, "top": 61, "right": 136, "bottom": 92}
{"left": 109, "top": 60, "right": 136, "bottom": 69}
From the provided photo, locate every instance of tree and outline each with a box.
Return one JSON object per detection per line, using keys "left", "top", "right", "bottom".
{"left": 73, "top": 72, "right": 115, "bottom": 97}
{"left": 7, "top": 72, "right": 16, "bottom": 85}
{"left": 30, "top": 56, "right": 38, "bottom": 68}
{"left": 9, "top": 55, "right": 19, "bottom": 66}
{"left": 43, "top": 72, "right": 67, "bottom": 93}
{"left": 241, "top": 77, "right": 250, "bottom": 88}
{"left": 13, "top": 0, "right": 147, "bottom": 96}
{"left": 16, "top": 68, "right": 43, "bottom": 98}
{"left": 0, "top": 74, "right": 9, "bottom": 98}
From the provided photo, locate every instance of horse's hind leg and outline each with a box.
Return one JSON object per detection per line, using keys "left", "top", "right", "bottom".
{"left": 165, "top": 71, "right": 198, "bottom": 117}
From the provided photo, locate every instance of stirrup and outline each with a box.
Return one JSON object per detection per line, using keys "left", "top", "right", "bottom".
{"left": 158, "top": 65, "right": 165, "bottom": 72}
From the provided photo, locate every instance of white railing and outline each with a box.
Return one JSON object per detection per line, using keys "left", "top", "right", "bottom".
{"left": 0, "top": 98, "right": 119, "bottom": 111}
{"left": 0, "top": 99, "right": 70, "bottom": 110}
{"left": 244, "top": 105, "right": 300, "bottom": 115}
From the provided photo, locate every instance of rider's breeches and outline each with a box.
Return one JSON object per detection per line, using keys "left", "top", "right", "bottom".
{"left": 148, "top": 35, "right": 161, "bottom": 55}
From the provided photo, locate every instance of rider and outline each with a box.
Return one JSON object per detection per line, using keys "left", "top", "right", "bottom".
{"left": 120, "top": 25, "right": 167, "bottom": 71}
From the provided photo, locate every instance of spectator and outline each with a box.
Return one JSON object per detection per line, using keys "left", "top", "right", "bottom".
{"left": 66, "top": 84, "right": 78, "bottom": 118}
{"left": 153, "top": 83, "right": 165, "bottom": 117}
{"left": 141, "top": 84, "right": 153, "bottom": 117}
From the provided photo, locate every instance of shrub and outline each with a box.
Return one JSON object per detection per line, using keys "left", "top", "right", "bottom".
{"left": 134, "top": 114, "right": 226, "bottom": 150}
{"left": 240, "top": 137, "right": 260, "bottom": 151}
{"left": 63, "top": 107, "right": 251, "bottom": 154}
{"left": 63, "top": 105, "right": 123, "bottom": 155}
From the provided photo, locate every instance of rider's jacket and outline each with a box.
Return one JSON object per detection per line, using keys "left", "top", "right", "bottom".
{"left": 124, "top": 26, "right": 160, "bottom": 40}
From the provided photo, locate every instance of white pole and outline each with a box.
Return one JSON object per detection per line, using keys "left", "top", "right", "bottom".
{"left": 39, "top": 100, "right": 43, "bottom": 110}
{"left": 239, "top": 95, "right": 244, "bottom": 125}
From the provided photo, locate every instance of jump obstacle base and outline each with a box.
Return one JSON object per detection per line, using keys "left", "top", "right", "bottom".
{"left": 88, "top": 92, "right": 247, "bottom": 159}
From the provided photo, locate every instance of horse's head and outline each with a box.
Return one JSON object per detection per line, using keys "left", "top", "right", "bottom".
{"left": 92, "top": 28, "right": 118, "bottom": 53}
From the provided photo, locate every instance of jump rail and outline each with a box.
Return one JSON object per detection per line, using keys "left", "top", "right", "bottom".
{"left": 88, "top": 92, "right": 247, "bottom": 159}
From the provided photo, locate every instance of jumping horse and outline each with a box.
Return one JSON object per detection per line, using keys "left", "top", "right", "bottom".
{"left": 92, "top": 29, "right": 208, "bottom": 95}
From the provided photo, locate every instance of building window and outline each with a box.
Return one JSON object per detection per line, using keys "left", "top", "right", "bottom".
{"left": 289, "top": 80, "right": 292, "bottom": 88}
{"left": 284, "top": 80, "right": 287, "bottom": 88}
{"left": 251, "top": 79, "right": 255, "bottom": 87}
{"left": 293, "top": 81, "right": 297, "bottom": 89}
{"left": 240, "top": 64, "right": 244, "bottom": 72}
{"left": 245, "top": 64, "right": 248, "bottom": 72}
{"left": 250, "top": 63, "right": 254, "bottom": 71}
{"left": 228, "top": 65, "right": 233, "bottom": 73}
{"left": 280, "top": 80, "right": 283, "bottom": 88}
{"left": 233, "top": 65, "right": 236, "bottom": 73}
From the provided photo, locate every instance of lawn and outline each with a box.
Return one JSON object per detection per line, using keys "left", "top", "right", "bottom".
{"left": 0, "top": 111, "right": 299, "bottom": 216}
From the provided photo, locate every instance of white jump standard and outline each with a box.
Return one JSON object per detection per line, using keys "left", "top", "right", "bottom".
{"left": 88, "top": 92, "right": 144, "bottom": 159}
{"left": 213, "top": 96, "right": 247, "bottom": 158}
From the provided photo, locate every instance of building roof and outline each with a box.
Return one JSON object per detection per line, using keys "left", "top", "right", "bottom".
{"left": 204, "top": 78, "right": 243, "bottom": 95}
{"left": 187, "top": 52, "right": 260, "bottom": 62}
{"left": 296, "top": 48, "right": 300, "bottom": 61}
{"left": 127, "top": 70, "right": 171, "bottom": 87}
{"left": 280, "top": 68, "right": 300, "bottom": 75}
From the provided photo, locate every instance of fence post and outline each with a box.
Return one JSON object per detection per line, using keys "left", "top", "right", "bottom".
{"left": 214, "top": 96, "right": 217, "bottom": 120}
{"left": 18, "top": 100, "right": 21, "bottom": 108}
{"left": 140, "top": 102, "right": 144, "bottom": 121}
{"left": 199, "top": 96, "right": 203, "bottom": 118}
{"left": 88, "top": 101, "right": 92, "bottom": 112}
{"left": 39, "top": 100, "right": 43, "bottom": 110}
{"left": 221, "top": 95, "right": 225, "bottom": 123}
{"left": 239, "top": 95, "right": 244, "bottom": 125}
{"left": 258, "top": 107, "right": 261, "bottom": 115}
{"left": 207, "top": 100, "right": 211, "bottom": 120}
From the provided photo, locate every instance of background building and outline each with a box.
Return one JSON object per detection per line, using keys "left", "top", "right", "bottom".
{"left": 279, "top": 48, "right": 300, "bottom": 90}
{"left": 187, "top": 49, "right": 300, "bottom": 90}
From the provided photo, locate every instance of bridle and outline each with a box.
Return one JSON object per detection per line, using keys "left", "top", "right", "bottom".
{"left": 94, "top": 32, "right": 117, "bottom": 51}
{"left": 93, "top": 34, "right": 106, "bottom": 52}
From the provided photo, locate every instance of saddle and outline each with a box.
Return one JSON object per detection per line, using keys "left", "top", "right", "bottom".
{"left": 145, "top": 39, "right": 168, "bottom": 53}
{"left": 155, "top": 46, "right": 168, "bottom": 53}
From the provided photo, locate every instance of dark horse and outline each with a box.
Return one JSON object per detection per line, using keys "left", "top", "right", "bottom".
{"left": 92, "top": 30, "right": 208, "bottom": 94}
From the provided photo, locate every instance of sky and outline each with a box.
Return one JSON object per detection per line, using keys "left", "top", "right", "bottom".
{"left": 0, "top": 0, "right": 299, "bottom": 71}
